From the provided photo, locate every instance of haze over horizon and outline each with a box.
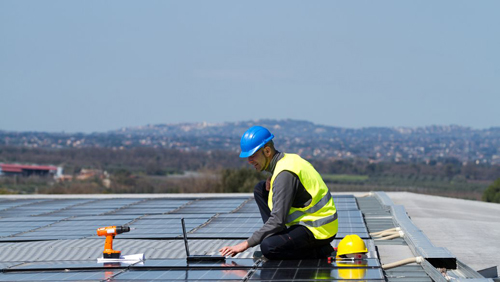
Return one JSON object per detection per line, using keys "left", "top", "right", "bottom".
{"left": 2, "top": 118, "right": 499, "bottom": 135}
{"left": 1, "top": 1, "right": 499, "bottom": 133}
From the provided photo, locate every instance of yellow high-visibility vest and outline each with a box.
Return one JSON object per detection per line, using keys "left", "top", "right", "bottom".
{"left": 268, "top": 154, "right": 338, "bottom": 240}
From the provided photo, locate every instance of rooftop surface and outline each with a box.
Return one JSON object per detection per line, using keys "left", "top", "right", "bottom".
{"left": 387, "top": 192, "right": 500, "bottom": 272}
{"left": 0, "top": 192, "right": 497, "bottom": 281}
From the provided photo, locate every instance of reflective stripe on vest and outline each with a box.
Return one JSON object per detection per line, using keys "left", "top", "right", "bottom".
{"left": 287, "top": 191, "right": 332, "bottom": 223}
{"left": 296, "top": 212, "right": 338, "bottom": 228}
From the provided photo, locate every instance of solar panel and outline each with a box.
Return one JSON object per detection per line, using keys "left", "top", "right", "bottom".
{"left": 0, "top": 216, "right": 68, "bottom": 222}
{"left": 110, "top": 208, "right": 179, "bottom": 215}
{"left": 2, "top": 257, "right": 384, "bottom": 281}
{"left": 0, "top": 199, "right": 51, "bottom": 211}
{"left": 332, "top": 195, "right": 357, "bottom": 199}
{"left": 216, "top": 213, "right": 261, "bottom": 218}
{"left": 172, "top": 198, "right": 248, "bottom": 214}
{"left": 171, "top": 207, "right": 235, "bottom": 214}
{"left": 338, "top": 226, "right": 369, "bottom": 232}
{"left": 104, "top": 198, "right": 191, "bottom": 216}
{"left": 0, "top": 270, "right": 124, "bottom": 281}
{"left": 5, "top": 259, "right": 259, "bottom": 271}
{"left": 118, "top": 215, "right": 213, "bottom": 239}
{"left": 188, "top": 196, "right": 371, "bottom": 240}
{"left": 0, "top": 222, "right": 55, "bottom": 232}
{"left": 8, "top": 260, "right": 129, "bottom": 270}
{"left": 234, "top": 200, "right": 260, "bottom": 213}
{"left": 0, "top": 193, "right": 484, "bottom": 282}
{"left": 333, "top": 202, "right": 360, "bottom": 211}
{"left": 79, "top": 199, "right": 147, "bottom": 207}
{"left": 130, "top": 258, "right": 257, "bottom": 269}
{"left": 337, "top": 232, "right": 370, "bottom": 239}
{"left": 70, "top": 215, "right": 142, "bottom": 221}
{"left": 338, "top": 210, "right": 363, "bottom": 219}
{"left": 260, "top": 258, "right": 380, "bottom": 268}
{"left": 249, "top": 257, "right": 384, "bottom": 281}
{"left": 111, "top": 268, "right": 251, "bottom": 280}
{"left": 0, "top": 262, "right": 23, "bottom": 271}
{"left": 0, "top": 195, "right": 389, "bottom": 281}
{"left": 0, "top": 199, "right": 94, "bottom": 218}
{"left": 45, "top": 198, "right": 146, "bottom": 217}
{"left": 143, "top": 213, "right": 218, "bottom": 219}
{"left": 125, "top": 198, "right": 192, "bottom": 207}
{"left": 249, "top": 267, "right": 384, "bottom": 281}
{"left": 3, "top": 217, "right": 136, "bottom": 241}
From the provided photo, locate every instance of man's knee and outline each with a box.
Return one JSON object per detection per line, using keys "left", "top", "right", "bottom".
{"left": 260, "top": 234, "right": 291, "bottom": 260}
{"left": 260, "top": 238, "right": 275, "bottom": 259}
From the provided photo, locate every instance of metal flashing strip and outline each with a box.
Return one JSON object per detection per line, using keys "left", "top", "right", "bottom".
{"left": 451, "top": 260, "right": 496, "bottom": 281}
{"left": 419, "top": 257, "right": 450, "bottom": 282}
{"left": 373, "top": 192, "right": 456, "bottom": 269}
{"left": 372, "top": 192, "right": 393, "bottom": 208}
{"left": 419, "top": 259, "right": 494, "bottom": 282}
{"left": 391, "top": 205, "right": 456, "bottom": 269}
{"left": 452, "top": 279, "right": 496, "bottom": 282}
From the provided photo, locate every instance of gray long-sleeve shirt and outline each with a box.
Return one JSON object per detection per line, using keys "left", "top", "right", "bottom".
{"left": 247, "top": 152, "right": 313, "bottom": 247}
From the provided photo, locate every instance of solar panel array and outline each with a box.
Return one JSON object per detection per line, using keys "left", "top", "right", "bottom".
{"left": 0, "top": 195, "right": 383, "bottom": 281}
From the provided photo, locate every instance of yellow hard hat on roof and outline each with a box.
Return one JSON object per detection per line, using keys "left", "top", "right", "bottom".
{"left": 336, "top": 234, "right": 368, "bottom": 258}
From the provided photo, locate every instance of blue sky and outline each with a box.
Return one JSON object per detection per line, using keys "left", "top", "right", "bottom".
{"left": 1, "top": 1, "right": 499, "bottom": 133}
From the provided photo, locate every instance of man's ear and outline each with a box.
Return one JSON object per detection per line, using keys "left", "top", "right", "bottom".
{"left": 263, "top": 146, "right": 272, "bottom": 157}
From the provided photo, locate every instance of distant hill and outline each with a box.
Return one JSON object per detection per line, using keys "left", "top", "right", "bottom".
{"left": 2, "top": 119, "right": 500, "bottom": 164}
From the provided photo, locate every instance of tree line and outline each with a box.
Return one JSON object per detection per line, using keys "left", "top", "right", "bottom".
{"left": 2, "top": 146, "right": 499, "bottom": 179}
{"left": 0, "top": 145, "right": 499, "bottom": 202}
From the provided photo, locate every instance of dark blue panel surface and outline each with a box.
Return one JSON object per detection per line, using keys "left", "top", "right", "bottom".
{"left": 0, "top": 270, "right": 123, "bottom": 281}
{"left": 111, "top": 268, "right": 250, "bottom": 280}
{"left": 259, "top": 258, "right": 380, "bottom": 268}
{"left": 9, "top": 260, "right": 130, "bottom": 270}
{"left": 249, "top": 268, "right": 384, "bottom": 280}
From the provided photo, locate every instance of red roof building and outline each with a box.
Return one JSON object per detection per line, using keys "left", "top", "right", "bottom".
{"left": 0, "top": 164, "right": 59, "bottom": 177}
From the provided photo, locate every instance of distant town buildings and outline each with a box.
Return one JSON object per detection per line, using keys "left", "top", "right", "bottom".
{"left": 1, "top": 120, "right": 499, "bottom": 165}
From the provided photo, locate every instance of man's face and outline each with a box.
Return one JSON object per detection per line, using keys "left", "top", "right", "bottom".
{"left": 247, "top": 148, "right": 269, "bottom": 171}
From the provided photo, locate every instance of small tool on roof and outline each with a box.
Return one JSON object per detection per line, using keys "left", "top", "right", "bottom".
{"left": 96, "top": 225, "right": 131, "bottom": 259}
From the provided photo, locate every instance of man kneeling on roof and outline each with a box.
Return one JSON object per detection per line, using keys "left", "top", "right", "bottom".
{"left": 219, "top": 126, "right": 338, "bottom": 259}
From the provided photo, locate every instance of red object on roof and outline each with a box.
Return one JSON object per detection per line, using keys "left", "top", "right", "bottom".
{"left": 0, "top": 164, "right": 57, "bottom": 173}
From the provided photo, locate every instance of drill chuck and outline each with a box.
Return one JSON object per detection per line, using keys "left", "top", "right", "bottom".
{"left": 115, "top": 226, "right": 130, "bottom": 235}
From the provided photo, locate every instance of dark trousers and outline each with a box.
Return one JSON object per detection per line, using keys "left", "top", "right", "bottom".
{"left": 253, "top": 181, "right": 334, "bottom": 260}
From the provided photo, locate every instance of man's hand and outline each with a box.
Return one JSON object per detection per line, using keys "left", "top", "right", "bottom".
{"left": 219, "top": 241, "right": 249, "bottom": 257}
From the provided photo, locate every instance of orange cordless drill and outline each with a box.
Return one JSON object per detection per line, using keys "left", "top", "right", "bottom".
{"left": 97, "top": 225, "right": 131, "bottom": 258}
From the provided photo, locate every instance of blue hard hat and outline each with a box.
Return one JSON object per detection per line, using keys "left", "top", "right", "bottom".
{"left": 239, "top": 126, "right": 274, "bottom": 158}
